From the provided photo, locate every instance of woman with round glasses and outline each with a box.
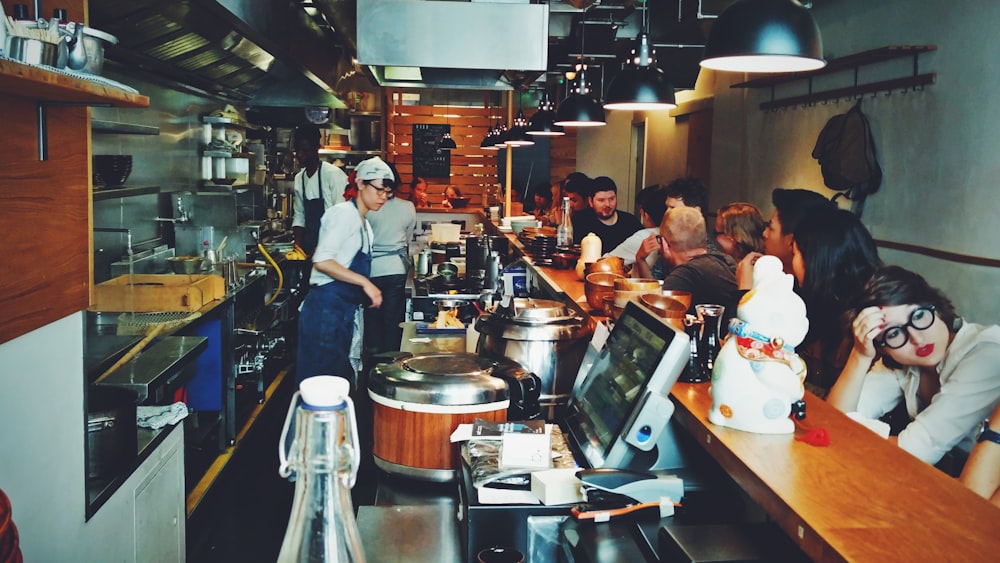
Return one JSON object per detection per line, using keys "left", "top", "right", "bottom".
{"left": 296, "top": 156, "right": 394, "bottom": 388}
{"left": 828, "top": 266, "right": 1000, "bottom": 466}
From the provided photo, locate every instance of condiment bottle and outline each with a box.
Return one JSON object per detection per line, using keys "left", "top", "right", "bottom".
{"left": 277, "top": 376, "right": 365, "bottom": 563}
{"left": 556, "top": 196, "right": 572, "bottom": 248}
{"left": 576, "top": 232, "right": 602, "bottom": 279}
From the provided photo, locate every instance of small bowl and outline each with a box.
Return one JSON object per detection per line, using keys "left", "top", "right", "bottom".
{"left": 585, "top": 272, "right": 625, "bottom": 311}
{"left": 602, "top": 296, "right": 623, "bottom": 322}
{"left": 590, "top": 256, "right": 626, "bottom": 276}
{"left": 550, "top": 252, "right": 577, "bottom": 270}
{"left": 614, "top": 278, "right": 662, "bottom": 309}
{"left": 168, "top": 256, "right": 204, "bottom": 274}
{"left": 640, "top": 293, "right": 688, "bottom": 319}
{"left": 660, "top": 290, "right": 693, "bottom": 311}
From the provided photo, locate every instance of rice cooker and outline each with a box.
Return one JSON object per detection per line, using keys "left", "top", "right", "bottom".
{"left": 368, "top": 353, "right": 540, "bottom": 482}
{"left": 475, "top": 298, "right": 594, "bottom": 419}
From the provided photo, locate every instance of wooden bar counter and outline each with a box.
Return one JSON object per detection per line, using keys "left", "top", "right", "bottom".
{"left": 495, "top": 221, "right": 1000, "bottom": 561}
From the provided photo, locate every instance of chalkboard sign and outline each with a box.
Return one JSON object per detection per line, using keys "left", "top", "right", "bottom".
{"left": 412, "top": 123, "right": 451, "bottom": 178}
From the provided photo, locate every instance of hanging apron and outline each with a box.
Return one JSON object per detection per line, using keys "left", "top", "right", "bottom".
{"left": 301, "top": 166, "right": 325, "bottom": 256}
{"left": 296, "top": 202, "right": 372, "bottom": 387}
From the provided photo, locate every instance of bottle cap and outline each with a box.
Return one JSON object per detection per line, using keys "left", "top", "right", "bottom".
{"left": 299, "top": 376, "right": 350, "bottom": 408}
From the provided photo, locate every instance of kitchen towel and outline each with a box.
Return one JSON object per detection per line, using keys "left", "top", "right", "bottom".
{"left": 137, "top": 401, "right": 189, "bottom": 430}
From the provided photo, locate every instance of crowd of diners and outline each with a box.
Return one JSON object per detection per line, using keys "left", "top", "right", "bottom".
{"left": 528, "top": 171, "right": 1000, "bottom": 506}
{"left": 285, "top": 123, "right": 1000, "bottom": 506}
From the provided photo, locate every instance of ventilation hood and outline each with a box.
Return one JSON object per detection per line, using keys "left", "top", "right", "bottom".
{"left": 358, "top": 0, "right": 549, "bottom": 91}
{"left": 89, "top": 1, "right": 735, "bottom": 107}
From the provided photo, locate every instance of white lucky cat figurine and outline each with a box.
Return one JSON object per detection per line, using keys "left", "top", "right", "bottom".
{"left": 708, "top": 255, "right": 809, "bottom": 434}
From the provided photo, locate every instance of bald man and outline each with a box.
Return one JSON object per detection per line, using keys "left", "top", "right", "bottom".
{"left": 658, "top": 207, "right": 739, "bottom": 318}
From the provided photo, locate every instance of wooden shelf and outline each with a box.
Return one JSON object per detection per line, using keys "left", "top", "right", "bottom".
{"left": 0, "top": 58, "right": 149, "bottom": 108}
{"left": 92, "top": 120, "right": 160, "bottom": 135}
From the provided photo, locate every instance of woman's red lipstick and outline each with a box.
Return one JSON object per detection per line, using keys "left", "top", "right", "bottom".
{"left": 916, "top": 344, "right": 934, "bottom": 357}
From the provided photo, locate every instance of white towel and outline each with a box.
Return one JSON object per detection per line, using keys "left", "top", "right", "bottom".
{"left": 137, "top": 402, "right": 189, "bottom": 430}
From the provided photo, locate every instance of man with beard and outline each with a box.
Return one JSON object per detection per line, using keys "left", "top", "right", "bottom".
{"left": 571, "top": 176, "right": 642, "bottom": 252}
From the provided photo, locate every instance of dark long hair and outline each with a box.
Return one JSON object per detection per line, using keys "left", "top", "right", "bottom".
{"left": 794, "top": 208, "right": 882, "bottom": 345}
{"left": 855, "top": 266, "right": 960, "bottom": 369}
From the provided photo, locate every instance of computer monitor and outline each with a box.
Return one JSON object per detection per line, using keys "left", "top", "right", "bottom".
{"left": 563, "top": 301, "right": 691, "bottom": 470}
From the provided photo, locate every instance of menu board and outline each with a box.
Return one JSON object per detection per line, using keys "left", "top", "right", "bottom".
{"left": 412, "top": 123, "right": 451, "bottom": 178}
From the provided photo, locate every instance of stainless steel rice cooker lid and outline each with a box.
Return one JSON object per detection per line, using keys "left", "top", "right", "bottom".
{"left": 476, "top": 298, "right": 591, "bottom": 341}
{"left": 369, "top": 353, "right": 509, "bottom": 405}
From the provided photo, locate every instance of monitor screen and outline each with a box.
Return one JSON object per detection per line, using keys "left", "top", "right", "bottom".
{"left": 564, "top": 302, "right": 683, "bottom": 469}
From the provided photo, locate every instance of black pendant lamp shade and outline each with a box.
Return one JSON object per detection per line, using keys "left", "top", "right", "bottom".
{"left": 700, "top": 0, "right": 825, "bottom": 73}
{"left": 554, "top": 66, "right": 606, "bottom": 127}
{"left": 480, "top": 123, "right": 500, "bottom": 150}
{"left": 505, "top": 109, "right": 535, "bottom": 147}
{"left": 527, "top": 90, "right": 565, "bottom": 136}
{"left": 604, "top": 32, "right": 676, "bottom": 111}
{"left": 439, "top": 132, "right": 457, "bottom": 150}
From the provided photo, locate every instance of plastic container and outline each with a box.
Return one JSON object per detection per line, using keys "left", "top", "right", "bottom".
{"left": 430, "top": 223, "right": 461, "bottom": 243}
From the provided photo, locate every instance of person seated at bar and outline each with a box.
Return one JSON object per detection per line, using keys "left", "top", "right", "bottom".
{"left": 409, "top": 176, "right": 430, "bottom": 208}
{"left": 571, "top": 176, "right": 642, "bottom": 252}
{"left": 663, "top": 176, "right": 726, "bottom": 258}
{"left": 828, "top": 266, "right": 1000, "bottom": 468}
{"left": 529, "top": 180, "right": 557, "bottom": 225}
{"left": 791, "top": 207, "right": 882, "bottom": 395}
{"left": 960, "top": 401, "right": 1000, "bottom": 506}
{"left": 739, "top": 188, "right": 836, "bottom": 287}
{"left": 441, "top": 185, "right": 463, "bottom": 208}
{"left": 656, "top": 206, "right": 739, "bottom": 320}
{"left": 559, "top": 172, "right": 592, "bottom": 238}
{"left": 714, "top": 202, "right": 766, "bottom": 263}
{"left": 604, "top": 184, "right": 666, "bottom": 276}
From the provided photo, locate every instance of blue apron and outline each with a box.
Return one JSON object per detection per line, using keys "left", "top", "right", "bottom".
{"left": 301, "top": 166, "right": 325, "bottom": 255}
{"left": 296, "top": 202, "right": 372, "bottom": 387}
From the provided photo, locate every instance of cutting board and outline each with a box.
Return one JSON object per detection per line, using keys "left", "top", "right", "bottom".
{"left": 91, "top": 274, "right": 225, "bottom": 312}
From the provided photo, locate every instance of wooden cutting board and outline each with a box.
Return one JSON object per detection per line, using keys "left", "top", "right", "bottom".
{"left": 91, "top": 274, "right": 225, "bottom": 312}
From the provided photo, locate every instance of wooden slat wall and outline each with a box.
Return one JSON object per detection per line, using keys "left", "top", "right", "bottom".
{"left": 386, "top": 91, "right": 576, "bottom": 206}
{"left": 0, "top": 0, "right": 90, "bottom": 346}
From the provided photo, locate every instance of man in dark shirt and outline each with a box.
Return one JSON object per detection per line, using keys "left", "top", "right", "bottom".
{"left": 572, "top": 176, "right": 642, "bottom": 252}
{"left": 658, "top": 206, "right": 739, "bottom": 320}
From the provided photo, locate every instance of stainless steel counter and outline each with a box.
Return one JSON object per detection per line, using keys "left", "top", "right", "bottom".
{"left": 93, "top": 336, "right": 208, "bottom": 402}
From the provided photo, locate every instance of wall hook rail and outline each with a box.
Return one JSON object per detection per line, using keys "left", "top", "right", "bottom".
{"left": 731, "top": 45, "right": 936, "bottom": 111}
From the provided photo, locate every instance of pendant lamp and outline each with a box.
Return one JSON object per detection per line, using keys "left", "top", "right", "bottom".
{"left": 527, "top": 90, "right": 565, "bottom": 136}
{"left": 505, "top": 96, "right": 535, "bottom": 147}
{"left": 604, "top": 1, "right": 676, "bottom": 111}
{"left": 438, "top": 90, "right": 458, "bottom": 150}
{"left": 554, "top": 64, "right": 606, "bottom": 127}
{"left": 700, "top": 0, "right": 825, "bottom": 73}
{"left": 555, "top": 20, "right": 606, "bottom": 127}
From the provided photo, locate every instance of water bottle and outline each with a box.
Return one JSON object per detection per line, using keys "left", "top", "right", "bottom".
{"left": 556, "top": 196, "right": 573, "bottom": 248}
{"left": 277, "top": 376, "right": 365, "bottom": 563}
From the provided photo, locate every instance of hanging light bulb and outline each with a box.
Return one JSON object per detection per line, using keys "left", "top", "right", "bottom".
{"left": 700, "top": 0, "right": 825, "bottom": 73}
{"left": 439, "top": 131, "right": 457, "bottom": 150}
{"left": 527, "top": 90, "right": 565, "bottom": 136}
{"left": 604, "top": 1, "right": 676, "bottom": 111}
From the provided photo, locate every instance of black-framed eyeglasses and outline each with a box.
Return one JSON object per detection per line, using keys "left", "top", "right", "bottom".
{"left": 876, "top": 306, "right": 936, "bottom": 349}
{"left": 365, "top": 181, "right": 395, "bottom": 196}
{"left": 656, "top": 235, "right": 664, "bottom": 245}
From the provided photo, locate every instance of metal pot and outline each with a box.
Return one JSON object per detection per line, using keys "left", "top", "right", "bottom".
{"left": 368, "top": 353, "right": 540, "bottom": 481}
{"left": 476, "top": 298, "right": 593, "bottom": 419}
{"left": 87, "top": 385, "right": 138, "bottom": 481}
{"left": 66, "top": 23, "right": 117, "bottom": 75}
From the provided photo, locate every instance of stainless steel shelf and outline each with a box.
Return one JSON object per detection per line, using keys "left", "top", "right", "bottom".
{"left": 91, "top": 120, "right": 160, "bottom": 135}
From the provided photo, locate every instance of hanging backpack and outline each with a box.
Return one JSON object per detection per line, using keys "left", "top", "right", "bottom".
{"left": 811, "top": 100, "right": 882, "bottom": 215}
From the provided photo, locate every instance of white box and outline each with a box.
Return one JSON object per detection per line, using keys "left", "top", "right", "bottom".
{"left": 530, "top": 468, "right": 584, "bottom": 506}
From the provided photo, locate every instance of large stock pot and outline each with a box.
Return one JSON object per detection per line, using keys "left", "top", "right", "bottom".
{"left": 475, "top": 298, "right": 593, "bottom": 419}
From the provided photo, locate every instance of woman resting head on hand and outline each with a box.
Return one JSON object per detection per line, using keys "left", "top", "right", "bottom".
{"left": 827, "top": 266, "right": 1000, "bottom": 467}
